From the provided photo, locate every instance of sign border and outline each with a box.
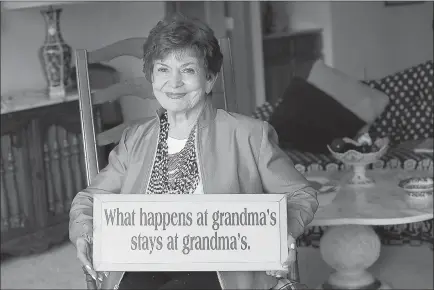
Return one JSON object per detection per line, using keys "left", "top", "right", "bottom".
{"left": 93, "top": 194, "right": 288, "bottom": 272}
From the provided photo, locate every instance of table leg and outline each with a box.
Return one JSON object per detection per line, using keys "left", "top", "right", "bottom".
{"left": 317, "top": 225, "right": 392, "bottom": 290}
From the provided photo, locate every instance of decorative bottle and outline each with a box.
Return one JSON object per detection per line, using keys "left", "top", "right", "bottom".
{"left": 39, "top": 6, "right": 72, "bottom": 99}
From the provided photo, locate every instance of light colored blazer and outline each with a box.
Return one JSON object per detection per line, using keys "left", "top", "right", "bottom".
{"left": 69, "top": 97, "right": 318, "bottom": 290}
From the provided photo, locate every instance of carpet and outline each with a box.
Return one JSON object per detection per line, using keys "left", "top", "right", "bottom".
{"left": 1, "top": 242, "right": 433, "bottom": 289}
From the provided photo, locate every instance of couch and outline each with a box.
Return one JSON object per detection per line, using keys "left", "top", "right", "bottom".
{"left": 252, "top": 60, "right": 433, "bottom": 248}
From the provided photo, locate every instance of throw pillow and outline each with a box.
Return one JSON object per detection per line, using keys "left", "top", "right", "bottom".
{"left": 269, "top": 77, "right": 366, "bottom": 154}
{"left": 307, "top": 60, "right": 390, "bottom": 123}
{"left": 364, "top": 60, "right": 434, "bottom": 144}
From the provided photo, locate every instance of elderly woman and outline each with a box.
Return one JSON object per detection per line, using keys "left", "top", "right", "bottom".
{"left": 70, "top": 13, "right": 318, "bottom": 290}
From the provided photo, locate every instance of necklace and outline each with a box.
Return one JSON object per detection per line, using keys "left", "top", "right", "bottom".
{"left": 147, "top": 111, "right": 199, "bottom": 195}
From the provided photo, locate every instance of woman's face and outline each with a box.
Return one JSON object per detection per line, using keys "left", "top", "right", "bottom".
{"left": 151, "top": 50, "right": 217, "bottom": 114}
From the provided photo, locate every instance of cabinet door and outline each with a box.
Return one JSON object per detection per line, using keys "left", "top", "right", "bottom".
{"left": 1, "top": 126, "right": 36, "bottom": 242}
{"left": 1, "top": 102, "right": 85, "bottom": 256}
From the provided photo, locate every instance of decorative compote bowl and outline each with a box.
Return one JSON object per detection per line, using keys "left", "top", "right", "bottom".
{"left": 398, "top": 177, "right": 433, "bottom": 209}
{"left": 327, "top": 134, "right": 390, "bottom": 187}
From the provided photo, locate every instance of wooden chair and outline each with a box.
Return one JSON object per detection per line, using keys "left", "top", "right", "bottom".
{"left": 75, "top": 37, "right": 151, "bottom": 290}
{"left": 75, "top": 37, "right": 299, "bottom": 290}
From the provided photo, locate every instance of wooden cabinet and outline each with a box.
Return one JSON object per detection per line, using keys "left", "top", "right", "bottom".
{"left": 1, "top": 94, "right": 87, "bottom": 256}
{"left": 262, "top": 30, "right": 323, "bottom": 105}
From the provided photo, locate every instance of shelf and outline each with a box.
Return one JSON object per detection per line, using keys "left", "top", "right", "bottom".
{"left": 1, "top": 89, "right": 79, "bottom": 115}
{"left": 262, "top": 28, "right": 323, "bottom": 41}
{"left": 1, "top": 1, "right": 76, "bottom": 11}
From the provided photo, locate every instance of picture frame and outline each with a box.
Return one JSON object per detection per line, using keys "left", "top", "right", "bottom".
{"left": 92, "top": 193, "right": 289, "bottom": 272}
{"left": 384, "top": 1, "right": 425, "bottom": 6}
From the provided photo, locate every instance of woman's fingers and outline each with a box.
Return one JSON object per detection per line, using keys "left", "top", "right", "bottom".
{"left": 82, "top": 265, "right": 97, "bottom": 281}
{"left": 76, "top": 239, "right": 98, "bottom": 281}
{"left": 266, "top": 269, "right": 289, "bottom": 278}
{"left": 282, "top": 251, "right": 296, "bottom": 269}
{"left": 274, "top": 270, "right": 287, "bottom": 278}
{"left": 267, "top": 250, "right": 295, "bottom": 277}
{"left": 286, "top": 250, "right": 296, "bottom": 264}
{"left": 266, "top": 270, "right": 282, "bottom": 278}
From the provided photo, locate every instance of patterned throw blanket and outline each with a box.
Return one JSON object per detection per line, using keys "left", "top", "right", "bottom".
{"left": 285, "top": 146, "right": 433, "bottom": 173}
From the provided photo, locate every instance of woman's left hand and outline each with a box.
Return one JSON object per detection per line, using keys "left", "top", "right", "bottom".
{"left": 266, "top": 234, "right": 297, "bottom": 278}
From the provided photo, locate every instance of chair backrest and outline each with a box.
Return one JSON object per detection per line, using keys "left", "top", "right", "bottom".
{"left": 212, "top": 38, "right": 237, "bottom": 114}
{"left": 75, "top": 37, "right": 149, "bottom": 185}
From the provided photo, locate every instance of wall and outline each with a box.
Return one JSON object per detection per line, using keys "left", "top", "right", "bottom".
{"left": 286, "top": 1, "right": 334, "bottom": 66}
{"left": 330, "top": 1, "right": 433, "bottom": 79}
{"left": 287, "top": 1, "right": 433, "bottom": 79}
{"left": 250, "top": 1, "right": 267, "bottom": 107}
{"left": 1, "top": 1, "right": 165, "bottom": 120}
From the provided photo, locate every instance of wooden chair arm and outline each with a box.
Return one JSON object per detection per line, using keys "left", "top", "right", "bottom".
{"left": 83, "top": 267, "right": 97, "bottom": 290}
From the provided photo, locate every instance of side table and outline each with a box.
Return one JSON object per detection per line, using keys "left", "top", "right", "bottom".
{"left": 306, "top": 169, "right": 433, "bottom": 289}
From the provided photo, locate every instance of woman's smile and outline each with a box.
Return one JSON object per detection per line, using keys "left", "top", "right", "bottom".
{"left": 165, "top": 92, "right": 187, "bottom": 99}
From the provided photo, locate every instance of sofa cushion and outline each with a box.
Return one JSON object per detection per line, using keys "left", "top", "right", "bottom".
{"left": 364, "top": 60, "right": 433, "bottom": 144}
{"left": 307, "top": 60, "right": 390, "bottom": 123}
{"left": 269, "top": 77, "right": 365, "bottom": 154}
{"left": 251, "top": 101, "right": 275, "bottom": 122}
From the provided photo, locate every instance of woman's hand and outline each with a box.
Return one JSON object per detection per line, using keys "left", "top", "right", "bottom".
{"left": 266, "top": 234, "right": 297, "bottom": 279}
{"left": 266, "top": 249, "right": 296, "bottom": 279}
{"left": 76, "top": 236, "right": 104, "bottom": 283}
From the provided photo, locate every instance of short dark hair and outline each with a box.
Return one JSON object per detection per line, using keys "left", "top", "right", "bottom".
{"left": 142, "top": 13, "right": 223, "bottom": 82}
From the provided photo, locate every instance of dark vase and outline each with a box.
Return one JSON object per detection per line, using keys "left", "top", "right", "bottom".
{"left": 39, "top": 6, "right": 72, "bottom": 99}
{"left": 262, "top": 2, "right": 276, "bottom": 35}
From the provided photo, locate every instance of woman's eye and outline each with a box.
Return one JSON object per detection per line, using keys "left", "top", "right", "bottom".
{"left": 157, "top": 67, "right": 168, "bottom": 73}
{"left": 182, "top": 68, "right": 195, "bottom": 74}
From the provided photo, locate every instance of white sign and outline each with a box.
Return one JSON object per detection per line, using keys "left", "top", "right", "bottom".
{"left": 93, "top": 194, "right": 288, "bottom": 272}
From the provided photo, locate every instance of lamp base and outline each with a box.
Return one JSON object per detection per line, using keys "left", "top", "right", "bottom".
{"left": 40, "top": 6, "right": 72, "bottom": 99}
{"left": 48, "top": 86, "right": 67, "bottom": 99}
